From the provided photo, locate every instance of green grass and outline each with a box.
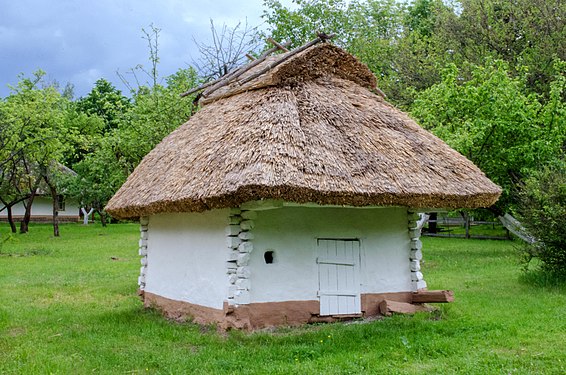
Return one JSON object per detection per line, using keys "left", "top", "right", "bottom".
{"left": 449, "top": 223, "right": 509, "bottom": 237}
{"left": 424, "top": 223, "right": 509, "bottom": 238}
{"left": 1, "top": 223, "right": 565, "bottom": 374}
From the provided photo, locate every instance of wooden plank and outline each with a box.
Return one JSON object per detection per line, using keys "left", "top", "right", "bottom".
{"left": 267, "top": 37, "right": 290, "bottom": 52}
{"left": 316, "top": 257, "right": 355, "bottom": 266}
{"left": 498, "top": 213, "right": 536, "bottom": 243}
{"left": 179, "top": 40, "right": 292, "bottom": 97}
{"left": 379, "top": 300, "right": 432, "bottom": 316}
{"left": 412, "top": 290, "right": 454, "bottom": 303}
{"left": 318, "top": 290, "right": 358, "bottom": 297}
{"left": 237, "top": 32, "right": 335, "bottom": 86}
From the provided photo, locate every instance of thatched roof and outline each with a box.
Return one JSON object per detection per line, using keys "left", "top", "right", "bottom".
{"left": 106, "top": 43, "right": 500, "bottom": 219}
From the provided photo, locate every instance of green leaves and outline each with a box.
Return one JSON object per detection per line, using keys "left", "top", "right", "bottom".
{"left": 75, "top": 78, "right": 131, "bottom": 132}
{"left": 517, "top": 160, "right": 566, "bottom": 275}
{"left": 66, "top": 67, "right": 199, "bottom": 213}
{"left": 0, "top": 71, "right": 72, "bottom": 205}
{"left": 411, "top": 60, "right": 566, "bottom": 212}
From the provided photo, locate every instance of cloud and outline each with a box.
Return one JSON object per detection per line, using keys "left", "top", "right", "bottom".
{"left": 0, "top": 0, "right": 297, "bottom": 98}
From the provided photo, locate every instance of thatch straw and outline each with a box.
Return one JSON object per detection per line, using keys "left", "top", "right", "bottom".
{"left": 199, "top": 43, "right": 377, "bottom": 105}
{"left": 106, "top": 44, "right": 501, "bottom": 219}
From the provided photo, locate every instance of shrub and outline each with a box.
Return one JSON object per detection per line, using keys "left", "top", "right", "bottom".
{"left": 516, "top": 160, "right": 566, "bottom": 275}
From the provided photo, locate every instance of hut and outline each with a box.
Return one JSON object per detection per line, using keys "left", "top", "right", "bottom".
{"left": 105, "top": 39, "right": 500, "bottom": 330}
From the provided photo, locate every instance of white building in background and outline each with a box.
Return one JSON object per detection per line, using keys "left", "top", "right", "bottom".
{"left": 0, "top": 195, "right": 80, "bottom": 223}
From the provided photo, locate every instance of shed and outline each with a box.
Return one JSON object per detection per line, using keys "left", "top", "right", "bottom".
{"left": 105, "top": 41, "right": 501, "bottom": 330}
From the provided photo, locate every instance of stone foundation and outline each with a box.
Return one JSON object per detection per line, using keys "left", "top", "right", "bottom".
{"left": 143, "top": 291, "right": 413, "bottom": 330}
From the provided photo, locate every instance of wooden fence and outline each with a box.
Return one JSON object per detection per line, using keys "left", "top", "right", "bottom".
{"left": 422, "top": 213, "right": 511, "bottom": 240}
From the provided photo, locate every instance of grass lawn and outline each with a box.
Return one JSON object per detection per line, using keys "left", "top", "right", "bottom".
{"left": 0, "top": 223, "right": 564, "bottom": 374}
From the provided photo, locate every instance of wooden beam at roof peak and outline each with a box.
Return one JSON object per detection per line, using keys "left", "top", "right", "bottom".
{"left": 267, "top": 37, "right": 289, "bottom": 52}
{"left": 180, "top": 39, "right": 291, "bottom": 98}
{"left": 237, "top": 33, "right": 336, "bottom": 86}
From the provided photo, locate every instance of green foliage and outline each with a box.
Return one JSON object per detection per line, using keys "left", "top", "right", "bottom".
{"left": 114, "top": 67, "right": 199, "bottom": 170}
{"left": 262, "top": 0, "right": 409, "bottom": 103}
{"left": 62, "top": 25, "right": 200, "bottom": 215}
{"left": 60, "top": 105, "right": 105, "bottom": 167}
{"left": 446, "top": 0, "right": 566, "bottom": 97}
{"left": 64, "top": 67, "right": 199, "bottom": 214}
{"left": 516, "top": 160, "right": 566, "bottom": 275}
{"left": 75, "top": 79, "right": 131, "bottom": 131}
{"left": 0, "top": 71, "right": 74, "bottom": 210}
{"left": 411, "top": 59, "right": 566, "bottom": 211}
{"left": 3, "top": 71, "right": 70, "bottom": 164}
{"left": 262, "top": 0, "right": 566, "bottom": 106}
{"left": 63, "top": 141, "right": 127, "bottom": 212}
{"left": 263, "top": 0, "right": 465, "bottom": 105}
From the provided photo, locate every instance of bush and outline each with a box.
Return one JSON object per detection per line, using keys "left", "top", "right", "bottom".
{"left": 516, "top": 160, "right": 566, "bottom": 275}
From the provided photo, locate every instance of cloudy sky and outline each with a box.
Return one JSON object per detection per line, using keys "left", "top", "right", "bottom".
{"left": 0, "top": 0, "right": 296, "bottom": 98}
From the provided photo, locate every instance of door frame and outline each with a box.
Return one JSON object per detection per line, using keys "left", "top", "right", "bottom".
{"left": 316, "top": 237, "right": 362, "bottom": 316}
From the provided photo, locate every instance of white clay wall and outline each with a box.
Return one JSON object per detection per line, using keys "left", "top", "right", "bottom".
{"left": 145, "top": 209, "right": 229, "bottom": 309}
{"left": 0, "top": 197, "right": 80, "bottom": 218}
{"left": 249, "top": 206, "right": 412, "bottom": 303}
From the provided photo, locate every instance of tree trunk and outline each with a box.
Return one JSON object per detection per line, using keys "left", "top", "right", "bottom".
{"left": 81, "top": 207, "right": 94, "bottom": 225}
{"left": 6, "top": 205, "right": 16, "bottom": 233}
{"left": 49, "top": 187, "right": 59, "bottom": 237}
{"left": 20, "top": 173, "right": 43, "bottom": 234}
{"left": 95, "top": 207, "right": 107, "bottom": 227}
{"left": 0, "top": 198, "right": 17, "bottom": 233}
{"left": 43, "top": 174, "right": 60, "bottom": 237}
{"left": 19, "top": 192, "right": 36, "bottom": 234}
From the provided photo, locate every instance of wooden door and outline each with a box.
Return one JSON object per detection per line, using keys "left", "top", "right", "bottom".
{"left": 317, "top": 238, "right": 361, "bottom": 316}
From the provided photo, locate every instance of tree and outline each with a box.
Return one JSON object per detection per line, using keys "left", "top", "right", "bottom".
{"left": 411, "top": 60, "right": 566, "bottom": 213}
{"left": 262, "top": 0, "right": 404, "bottom": 79}
{"left": 262, "top": 0, "right": 566, "bottom": 105}
{"left": 115, "top": 67, "right": 199, "bottom": 170}
{"left": 392, "top": 0, "right": 458, "bottom": 104}
{"left": 60, "top": 105, "right": 105, "bottom": 168}
{"left": 262, "top": 0, "right": 456, "bottom": 106}
{"left": 67, "top": 26, "right": 200, "bottom": 222}
{"left": 63, "top": 142, "right": 127, "bottom": 227}
{"left": 193, "top": 20, "right": 261, "bottom": 82}
{"left": 516, "top": 160, "right": 566, "bottom": 276}
{"left": 437, "top": 0, "right": 566, "bottom": 98}
{"left": 0, "top": 71, "right": 72, "bottom": 235}
{"left": 75, "top": 78, "right": 131, "bottom": 132}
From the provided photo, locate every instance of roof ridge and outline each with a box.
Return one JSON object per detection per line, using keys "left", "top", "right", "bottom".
{"left": 180, "top": 33, "right": 336, "bottom": 102}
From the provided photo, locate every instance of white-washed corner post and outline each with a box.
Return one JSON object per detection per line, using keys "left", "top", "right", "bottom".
{"left": 225, "top": 208, "right": 256, "bottom": 305}
{"left": 138, "top": 216, "right": 149, "bottom": 291}
{"left": 408, "top": 210, "right": 427, "bottom": 290}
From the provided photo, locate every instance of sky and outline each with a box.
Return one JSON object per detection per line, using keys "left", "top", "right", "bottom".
{"left": 0, "top": 0, "right": 296, "bottom": 98}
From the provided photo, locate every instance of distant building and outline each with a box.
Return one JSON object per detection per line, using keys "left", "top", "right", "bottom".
{"left": 0, "top": 163, "right": 80, "bottom": 223}
{"left": 0, "top": 194, "right": 80, "bottom": 223}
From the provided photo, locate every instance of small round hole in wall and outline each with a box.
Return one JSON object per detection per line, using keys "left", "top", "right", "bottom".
{"left": 264, "top": 250, "right": 275, "bottom": 264}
